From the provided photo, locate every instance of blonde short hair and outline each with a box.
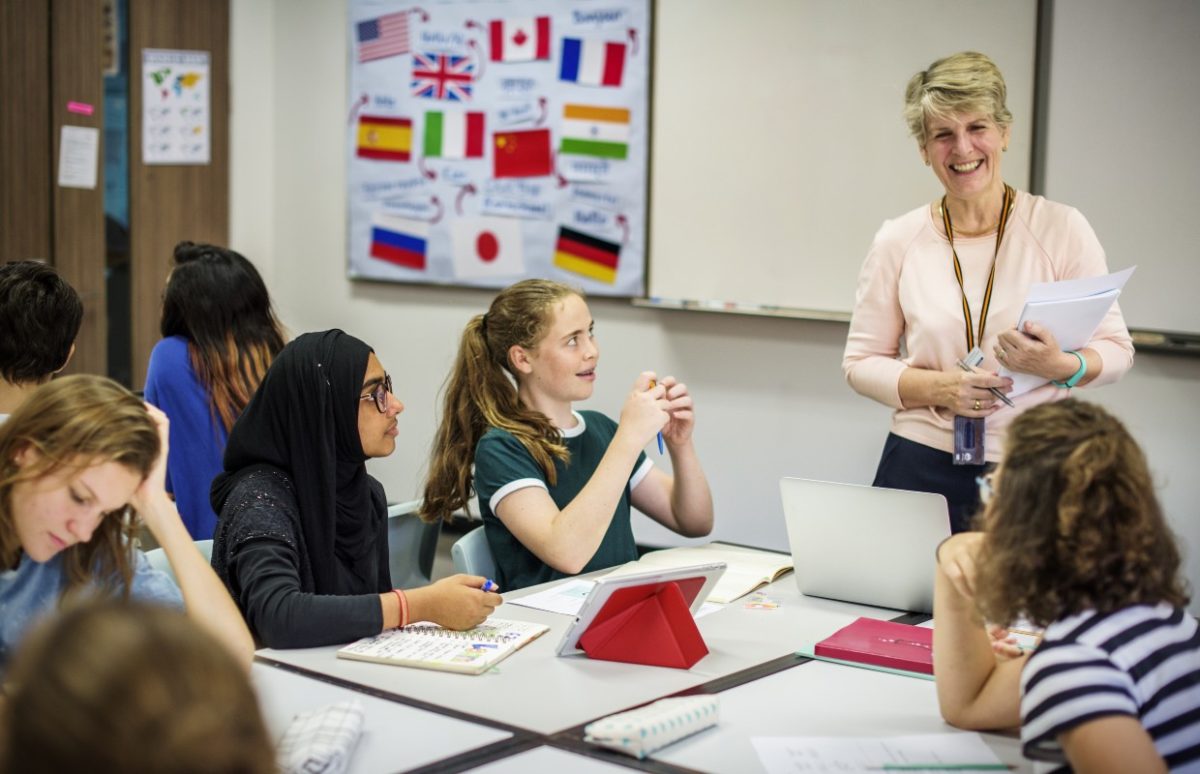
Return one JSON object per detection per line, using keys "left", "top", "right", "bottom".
{"left": 904, "top": 51, "right": 1012, "bottom": 147}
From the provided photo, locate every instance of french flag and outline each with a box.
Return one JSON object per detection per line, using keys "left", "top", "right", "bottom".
{"left": 559, "top": 37, "right": 626, "bottom": 88}
{"left": 369, "top": 212, "right": 428, "bottom": 270}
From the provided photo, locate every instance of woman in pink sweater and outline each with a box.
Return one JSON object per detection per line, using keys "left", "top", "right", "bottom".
{"left": 842, "top": 52, "right": 1133, "bottom": 532}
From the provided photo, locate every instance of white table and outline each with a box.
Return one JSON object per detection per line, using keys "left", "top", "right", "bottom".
{"left": 462, "top": 745, "right": 648, "bottom": 773}
{"left": 650, "top": 660, "right": 1029, "bottom": 773}
{"left": 257, "top": 574, "right": 900, "bottom": 735}
{"left": 252, "top": 662, "right": 513, "bottom": 773}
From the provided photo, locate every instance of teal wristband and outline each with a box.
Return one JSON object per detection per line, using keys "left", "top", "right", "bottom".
{"left": 1051, "top": 350, "right": 1086, "bottom": 388}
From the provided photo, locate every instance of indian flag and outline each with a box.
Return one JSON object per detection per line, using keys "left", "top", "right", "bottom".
{"left": 554, "top": 226, "right": 620, "bottom": 284}
{"left": 559, "top": 104, "right": 630, "bottom": 161}
{"left": 357, "top": 115, "right": 412, "bottom": 162}
{"left": 424, "top": 110, "right": 485, "bottom": 159}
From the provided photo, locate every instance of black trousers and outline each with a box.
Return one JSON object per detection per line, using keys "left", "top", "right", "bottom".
{"left": 871, "top": 433, "right": 993, "bottom": 534}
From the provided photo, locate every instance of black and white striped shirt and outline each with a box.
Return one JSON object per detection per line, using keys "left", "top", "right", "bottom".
{"left": 1020, "top": 603, "right": 1200, "bottom": 773}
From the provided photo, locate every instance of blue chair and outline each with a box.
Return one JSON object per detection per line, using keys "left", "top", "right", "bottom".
{"left": 143, "top": 539, "right": 214, "bottom": 585}
{"left": 388, "top": 499, "right": 441, "bottom": 589}
{"left": 450, "top": 524, "right": 496, "bottom": 579}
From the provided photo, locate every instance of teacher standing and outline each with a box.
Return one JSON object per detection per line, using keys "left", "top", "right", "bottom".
{"left": 843, "top": 52, "right": 1133, "bottom": 533}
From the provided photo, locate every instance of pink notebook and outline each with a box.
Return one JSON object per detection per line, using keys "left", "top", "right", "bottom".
{"left": 814, "top": 617, "right": 933, "bottom": 675}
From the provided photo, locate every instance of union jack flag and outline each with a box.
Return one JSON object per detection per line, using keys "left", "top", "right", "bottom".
{"left": 411, "top": 53, "right": 475, "bottom": 102}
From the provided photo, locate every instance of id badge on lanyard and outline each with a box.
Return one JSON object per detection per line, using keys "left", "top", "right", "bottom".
{"left": 946, "top": 185, "right": 1014, "bottom": 466}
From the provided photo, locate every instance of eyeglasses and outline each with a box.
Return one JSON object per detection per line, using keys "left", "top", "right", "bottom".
{"left": 976, "top": 472, "right": 996, "bottom": 504}
{"left": 359, "top": 373, "right": 393, "bottom": 414}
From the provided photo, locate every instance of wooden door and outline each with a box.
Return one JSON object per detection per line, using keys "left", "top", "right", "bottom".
{"left": 128, "top": 0, "right": 229, "bottom": 389}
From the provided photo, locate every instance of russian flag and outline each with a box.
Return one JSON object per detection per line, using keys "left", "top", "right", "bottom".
{"left": 559, "top": 38, "right": 626, "bottom": 88}
{"left": 369, "top": 212, "right": 428, "bottom": 270}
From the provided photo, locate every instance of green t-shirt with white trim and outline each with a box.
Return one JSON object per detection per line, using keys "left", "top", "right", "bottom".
{"left": 475, "top": 410, "right": 652, "bottom": 591}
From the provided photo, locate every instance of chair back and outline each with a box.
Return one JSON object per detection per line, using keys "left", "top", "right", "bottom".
{"left": 450, "top": 525, "right": 496, "bottom": 579}
{"left": 141, "top": 539, "right": 213, "bottom": 586}
{"left": 387, "top": 499, "right": 441, "bottom": 589}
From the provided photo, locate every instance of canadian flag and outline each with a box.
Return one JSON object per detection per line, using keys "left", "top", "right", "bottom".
{"left": 450, "top": 217, "right": 526, "bottom": 279}
{"left": 489, "top": 17, "right": 550, "bottom": 62}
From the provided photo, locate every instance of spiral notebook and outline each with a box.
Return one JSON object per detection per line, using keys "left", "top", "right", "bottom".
{"left": 336, "top": 618, "right": 549, "bottom": 675}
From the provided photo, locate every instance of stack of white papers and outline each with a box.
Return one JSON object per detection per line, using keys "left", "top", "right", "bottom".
{"left": 1002, "top": 266, "right": 1135, "bottom": 397}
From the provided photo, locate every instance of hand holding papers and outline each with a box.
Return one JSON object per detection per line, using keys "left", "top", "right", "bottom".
{"left": 1000, "top": 267, "right": 1135, "bottom": 397}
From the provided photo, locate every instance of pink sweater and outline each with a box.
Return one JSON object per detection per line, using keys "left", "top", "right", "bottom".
{"left": 843, "top": 191, "right": 1134, "bottom": 461}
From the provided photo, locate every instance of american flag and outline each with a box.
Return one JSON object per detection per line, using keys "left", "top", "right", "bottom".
{"left": 411, "top": 53, "right": 475, "bottom": 102}
{"left": 356, "top": 11, "right": 409, "bottom": 63}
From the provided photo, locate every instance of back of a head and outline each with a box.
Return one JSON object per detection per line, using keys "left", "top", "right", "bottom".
{"left": 0, "top": 261, "right": 83, "bottom": 385}
{"left": 160, "top": 241, "right": 285, "bottom": 431}
{"left": 0, "top": 600, "right": 275, "bottom": 774}
{"left": 975, "top": 399, "right": 1188, "bottom": 626}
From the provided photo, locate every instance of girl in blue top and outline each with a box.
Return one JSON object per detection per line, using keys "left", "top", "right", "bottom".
{"left": 422, "top": 279, "right": 714, "bottom": 591}
{"left": 0, "top": 375, "right": 254, "bottom": 671}
{"left": 144, "top": 241, "right": 285, "bottom": 539}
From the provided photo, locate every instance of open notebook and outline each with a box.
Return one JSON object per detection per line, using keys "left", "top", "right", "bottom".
{"left": 336, "top": 618, "right": 549, "bottom": 675}
{"left": 603, "top": 542, "right": 792, "bottom": 604}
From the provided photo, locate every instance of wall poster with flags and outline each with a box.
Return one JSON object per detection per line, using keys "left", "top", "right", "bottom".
{"left": 346, "top": 0, "right": 650, "bottom": 296}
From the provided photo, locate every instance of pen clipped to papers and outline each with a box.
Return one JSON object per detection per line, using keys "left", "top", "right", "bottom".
{"left": 957, "top": 347, "right": 1015, "bottom": 408}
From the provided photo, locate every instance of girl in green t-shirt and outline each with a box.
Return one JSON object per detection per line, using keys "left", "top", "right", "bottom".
{"left": 422, "top": 280, "right": 714, "bottom": 589}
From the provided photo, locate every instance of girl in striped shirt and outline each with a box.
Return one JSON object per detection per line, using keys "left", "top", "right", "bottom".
{"left": 933, "top": 399, "right": 1198, "bottom": 772}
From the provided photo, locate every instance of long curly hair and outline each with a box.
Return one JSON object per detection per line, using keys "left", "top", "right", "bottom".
{"left": 974, "top": 399, "right": 1188, "bottom": 627}
{"left": 420, "top": 279, "right": 581, "bottom": 523}
{"left": 0, "top": 375, "right": 159, "bottom": 595}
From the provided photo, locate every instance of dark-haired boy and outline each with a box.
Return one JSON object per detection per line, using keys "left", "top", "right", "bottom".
{"left": 0, "top": 261, "right": 84, "bottom": 421}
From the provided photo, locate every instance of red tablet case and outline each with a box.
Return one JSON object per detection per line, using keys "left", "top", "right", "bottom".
{"left": 577, "top": 577, "right": 709, "bottom": 669}
{"left": 814, "top": 617, "right": 934, "bottom": 675}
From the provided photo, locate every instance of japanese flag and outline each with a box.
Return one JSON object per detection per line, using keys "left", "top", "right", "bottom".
{"left": 451, "top": 217, "right": 526, "bottom": 279}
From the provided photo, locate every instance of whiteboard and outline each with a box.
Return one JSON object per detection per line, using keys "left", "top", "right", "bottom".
{"left": 1041, "top": 0, "right": 1200, "bottom": 335}
{"left": 647, "top": 0, "right": 1037, "bottom": 317}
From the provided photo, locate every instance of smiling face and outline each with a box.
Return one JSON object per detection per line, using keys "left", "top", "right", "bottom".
{"left": 920, "top": 110, "right": 1010, "bottom": 204}
{"left": 357, "top": 352, "right": 404, "bottom": 459}
{"left": 512, "top": 293, "right": 598, "bottom": 415}
{"left": 8, "top": 453, "right": 142, "bottom": 563}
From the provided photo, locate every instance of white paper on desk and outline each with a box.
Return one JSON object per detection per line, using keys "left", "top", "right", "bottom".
{"left": 1001, "top": 266, "right": 1135, "bottom": 397}
{"left": 508, "top": 579, "right": 724, "bottom": 621}
{"left": 508, "top": 579, "right": 596, "bottom": 616}
{"left": 752, "top": 732, "right": 1003, "bottom": 774}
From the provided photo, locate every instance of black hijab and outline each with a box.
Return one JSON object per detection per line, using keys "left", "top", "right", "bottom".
{"left": 211, "top": 330, "right": 385, "bottom": 595}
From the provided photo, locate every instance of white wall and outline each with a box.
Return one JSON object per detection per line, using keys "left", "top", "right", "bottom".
{"left": 231, "top": 0, "right": 1199, "bottom": 613}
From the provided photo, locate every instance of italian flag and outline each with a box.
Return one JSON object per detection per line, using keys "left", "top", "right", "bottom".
{"left": 559, "top": 104, "right": 630, "bottom": 160}
{"left": 423, "top": 110, "right": 485, "bottom": 159}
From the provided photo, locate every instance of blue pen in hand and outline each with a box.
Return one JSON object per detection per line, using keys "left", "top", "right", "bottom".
{"left": 481, "top": 579, "right": 499, "bottom": 592}
{"left": 648, "top": 378, "right": 665, "bottom": 454}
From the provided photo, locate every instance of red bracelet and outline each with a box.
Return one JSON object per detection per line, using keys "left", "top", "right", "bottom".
{"left": 392, "top": 588, "right": 408, "bottom": 628}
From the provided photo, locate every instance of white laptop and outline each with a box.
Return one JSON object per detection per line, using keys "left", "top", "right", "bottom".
{"left": 780, "top": 477, "right": 950, "bottom": 614}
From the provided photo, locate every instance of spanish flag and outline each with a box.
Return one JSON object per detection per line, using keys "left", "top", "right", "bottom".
{"left": 554, "top": 226, "right": 620, "bottom": 284}
{"left": 357, "top": 115, "right": 412, "bottom": 161}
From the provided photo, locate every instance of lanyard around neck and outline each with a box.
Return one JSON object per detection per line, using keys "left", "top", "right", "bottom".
{"left": 941, "top": 184, "right": 1015, "bottom": 351}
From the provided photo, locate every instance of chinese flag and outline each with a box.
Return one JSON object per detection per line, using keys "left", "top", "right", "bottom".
{"left": 492, "top": 128, "right": 553, "bottom": 178}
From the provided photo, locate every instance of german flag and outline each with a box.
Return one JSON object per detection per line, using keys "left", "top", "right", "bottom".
{"left": 357, "top": 115, "right": 412, "bottom": 161}
{"left": 554, "top": 226, "right": 620, "bottom": 284}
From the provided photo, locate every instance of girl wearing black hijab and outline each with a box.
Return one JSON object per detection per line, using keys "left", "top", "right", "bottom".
{"left": 210, "top": 330, "right": 501, "bottom": 648}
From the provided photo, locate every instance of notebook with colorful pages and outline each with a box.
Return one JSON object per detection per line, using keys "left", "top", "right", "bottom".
{"left": 602, "top": 542, "right": 792, "bottom": 604}
{"left": 801, "top": 617, "right": 935, "bottom": 681}
{"left": 336, "top": 617, "right": 549, "bottom": 675}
